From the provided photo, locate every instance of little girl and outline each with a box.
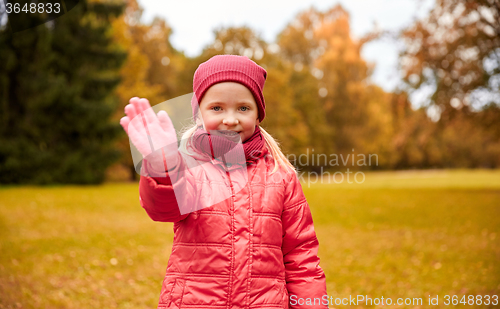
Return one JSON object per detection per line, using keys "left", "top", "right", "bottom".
{"left": 120, "top": 55, "right": 327, "bottom": 309}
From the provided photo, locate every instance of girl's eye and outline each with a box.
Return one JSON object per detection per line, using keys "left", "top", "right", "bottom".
{"left": 212, "top": 106, "right": 221, "bottom": 111}
{"left": 240, "top": 106, "right": 249, "bottom": 111}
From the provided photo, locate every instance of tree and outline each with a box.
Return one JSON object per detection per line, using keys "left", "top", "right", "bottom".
{"left": 278, "top": 5, "right": 392, "bottom": 167}
{"left": 400, "top": 0, "right": 500, "bottom": 119}
{"left": 0, "top": 0, "right": 126, "bottom": 184}
{"left": 398, "top": 0, "right": 500, "bottom": 168}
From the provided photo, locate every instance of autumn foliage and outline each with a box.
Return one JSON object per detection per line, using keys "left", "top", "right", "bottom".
{"left": 108, "top": 1, "right": 500, "bottom": 179}
{"left": 1, "top": 0, "right": 498, "bottom": 183}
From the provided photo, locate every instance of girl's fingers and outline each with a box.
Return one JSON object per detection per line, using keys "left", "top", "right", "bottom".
{"left": 128, "top": 96, "right": 140, "bottom": 109}
{"left": 125, "top": 104, "right": 145, "bottom": 134}
{"left": 134, "top": 97, "right": 149, "bottom": 114}
{"left": 129, "top": 97, "right": 149, "bottom": 129}
{"left": 138, "top": 98, "right": 158, "bottom": 124}
{"left": 125, "top": 101, "right": 138, "bottom": 120}
{"left": 119, "top": 116, "right": 130, "bottom": 134}
{"left": 129, "top": 97, "right": 141, "bottom": 114}
{"left": 157, "top": 110, "right": 178, "bottom": 158}
{"left": 157, "top": 110, "right": 174, "bottom": 133}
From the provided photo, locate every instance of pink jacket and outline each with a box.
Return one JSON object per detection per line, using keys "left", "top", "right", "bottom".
{"left": 139, "top": 145, "right": 328, "bottom": 309}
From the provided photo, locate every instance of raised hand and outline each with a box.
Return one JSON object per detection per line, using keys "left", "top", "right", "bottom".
{"left": 120, "top": 97, "right": 179, "bottom": 173}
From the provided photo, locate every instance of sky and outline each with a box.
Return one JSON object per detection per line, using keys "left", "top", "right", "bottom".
{"left": 138, "top": 0, "right": 435, "bottom": 93}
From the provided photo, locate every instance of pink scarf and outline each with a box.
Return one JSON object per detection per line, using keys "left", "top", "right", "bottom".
{"left": 191, "top": 126, "right": 265, "bottom": 165}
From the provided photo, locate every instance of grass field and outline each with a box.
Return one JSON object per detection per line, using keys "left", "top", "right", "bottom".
{"left": 0, "top": 169, "right": 499, "bottom": 308}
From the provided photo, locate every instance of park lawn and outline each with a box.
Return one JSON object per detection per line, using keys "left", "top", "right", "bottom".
{"left": 0, "top": 169, "right": 499, "bottom": 308}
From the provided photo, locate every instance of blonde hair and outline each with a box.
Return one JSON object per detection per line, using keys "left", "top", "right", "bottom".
{"left": 179, "top": 123, "right": 296, "bottom": 174}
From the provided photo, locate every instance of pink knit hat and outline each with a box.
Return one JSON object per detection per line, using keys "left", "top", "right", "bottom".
{"left": 191, "top": 55, "right": 267, "bottom": 122}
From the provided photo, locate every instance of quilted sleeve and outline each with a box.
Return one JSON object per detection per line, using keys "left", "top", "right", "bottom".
{"left": 281, "top": 171, "right": 328, "bottom": 308}
{"left": 138, "top": 151, "right": 193, "bottom": 223}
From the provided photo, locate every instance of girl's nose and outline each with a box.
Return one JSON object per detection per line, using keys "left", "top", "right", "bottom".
{"left": 223, "top": 117, "right": 239, "bottom": 125}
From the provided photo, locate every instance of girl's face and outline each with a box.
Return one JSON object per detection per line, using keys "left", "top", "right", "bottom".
{"left": 198, "top": 82, "right": 260, "bottom": 142}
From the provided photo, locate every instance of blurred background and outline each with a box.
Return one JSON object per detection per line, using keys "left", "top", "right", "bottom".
{"left": 0, "top": 0, "right": 499, "bottom": 308}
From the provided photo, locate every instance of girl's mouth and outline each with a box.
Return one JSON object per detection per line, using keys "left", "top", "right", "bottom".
{"left": 219, "top": 131, "right": 240, "bottom": 136}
